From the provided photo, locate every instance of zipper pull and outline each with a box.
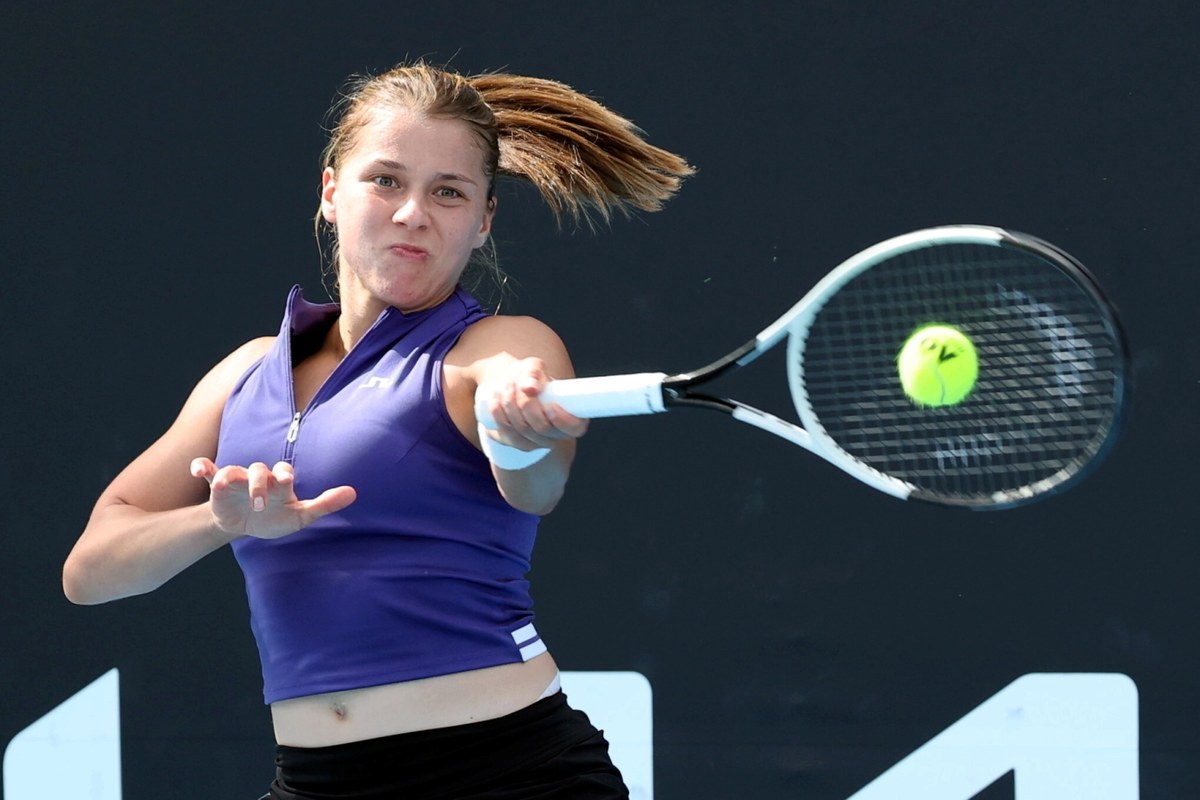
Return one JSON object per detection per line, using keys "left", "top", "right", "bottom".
{"left": 286, "top": 412, "right": 302, "bottom": 443}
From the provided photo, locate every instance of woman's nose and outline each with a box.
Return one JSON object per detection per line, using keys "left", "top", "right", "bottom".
{"left": 393, "top": 195, "right": 429, "bottom": 227}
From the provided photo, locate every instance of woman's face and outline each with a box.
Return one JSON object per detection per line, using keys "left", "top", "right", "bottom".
{"left": 320, "top": 107, "right": 495, "bottom": 315}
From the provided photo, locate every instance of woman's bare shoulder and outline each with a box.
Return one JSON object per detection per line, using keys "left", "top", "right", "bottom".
{"left": 451, "top": 315, "right": 566, "bottom": 363}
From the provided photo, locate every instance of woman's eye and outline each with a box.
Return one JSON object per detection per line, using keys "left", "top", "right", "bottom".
{"left": 436, "top": 187, "right": 463, "bottom": 199}
{"left": 373, "top": 175, "right": 397, "bottom": 188}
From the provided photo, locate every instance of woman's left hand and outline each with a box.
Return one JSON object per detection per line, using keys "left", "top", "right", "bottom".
{"left": 477, "top": 357, "right": 589, "bottom": 451}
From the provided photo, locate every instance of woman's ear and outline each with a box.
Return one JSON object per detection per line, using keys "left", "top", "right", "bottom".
{"left": 320, "top": 167, "right": 338, "bottom": 223}
{"left": 476, "top": 196, "right": 497, "bottom": 249}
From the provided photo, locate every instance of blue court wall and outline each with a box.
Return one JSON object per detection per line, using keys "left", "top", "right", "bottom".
{"left": 2, "top": 2, "right": 1197, "bottom": 797}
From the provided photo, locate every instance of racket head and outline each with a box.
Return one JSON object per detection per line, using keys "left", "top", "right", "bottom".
{"left": 787, "top": 225, "right": 1127, "bottom": 509}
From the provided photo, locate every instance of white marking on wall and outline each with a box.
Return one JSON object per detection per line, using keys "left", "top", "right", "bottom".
{"left": 847, "top": 673, "right": 1138, "bottom": 800}
{"left": 562, "top": 671, "right": 655, "bottom": 800}
{"left": 4, "top": 669, "right": 122, "bottom": 800}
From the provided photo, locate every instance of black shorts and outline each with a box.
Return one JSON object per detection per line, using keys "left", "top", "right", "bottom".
{"left": 265, "top": 692, "right": 629, "bottom": 799}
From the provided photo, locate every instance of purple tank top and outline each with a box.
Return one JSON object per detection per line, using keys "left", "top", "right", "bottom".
{"left": 218, "top": 286, "right": 545, "bottom": 704}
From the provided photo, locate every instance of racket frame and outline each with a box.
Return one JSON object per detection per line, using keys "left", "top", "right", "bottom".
{"left": 477, "top": 225, "right": 1126, "bottom": 508}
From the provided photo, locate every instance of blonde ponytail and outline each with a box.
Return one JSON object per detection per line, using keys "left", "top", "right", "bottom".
{"left": 470, "top": 73, "right": 694, "bottom": 226}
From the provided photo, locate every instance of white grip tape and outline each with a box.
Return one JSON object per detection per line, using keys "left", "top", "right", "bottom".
{"left": 474, "top": 372, "right": 668, "bottom": 429}
{"left": 476, "top": 423, "right": 551, "bottom": 470}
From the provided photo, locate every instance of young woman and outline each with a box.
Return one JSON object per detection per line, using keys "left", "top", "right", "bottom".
{"left": 62, "top": 62, "right": 691, "bottom": 799}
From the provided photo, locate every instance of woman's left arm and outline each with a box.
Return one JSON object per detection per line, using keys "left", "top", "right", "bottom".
{"left": 444, "top": 315, "right": 589, "bottom": 515}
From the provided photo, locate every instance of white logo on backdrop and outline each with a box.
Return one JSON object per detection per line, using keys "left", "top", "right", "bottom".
{"left": 2, "top": 671, "right": 1137, "bottom": 799}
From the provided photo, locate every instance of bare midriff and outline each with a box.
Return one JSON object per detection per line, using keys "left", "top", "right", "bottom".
{"left": 269, "top": 652, "right": 560, "bottom": 747}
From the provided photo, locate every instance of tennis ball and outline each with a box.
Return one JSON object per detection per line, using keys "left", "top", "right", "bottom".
{"left": 897, "top": 324, "right": 979, "bottom": 407}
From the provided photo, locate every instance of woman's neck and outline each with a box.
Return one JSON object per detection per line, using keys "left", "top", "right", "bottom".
{"left": 330, "top": 276, "right": 390, "bottom": 356}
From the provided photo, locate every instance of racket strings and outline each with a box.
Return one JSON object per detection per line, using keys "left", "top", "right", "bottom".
{"left": 797, "top": 243, "right": 1122, "bottom": 505}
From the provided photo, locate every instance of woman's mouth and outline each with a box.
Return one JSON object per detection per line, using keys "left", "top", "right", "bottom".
{"left": 390, "top": 244, "right": 429, "bottom": 260}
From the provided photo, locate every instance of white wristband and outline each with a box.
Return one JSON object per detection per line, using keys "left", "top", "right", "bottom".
{"left": 477, "top": 424, "right": 551, "bottom": 470}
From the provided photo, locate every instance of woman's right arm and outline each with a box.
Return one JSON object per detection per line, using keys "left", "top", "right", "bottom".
{"left": 62, "top": 338, "right": 274, "bottom": 606}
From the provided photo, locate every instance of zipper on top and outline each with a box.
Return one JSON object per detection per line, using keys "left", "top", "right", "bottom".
{"left": 281, "top": 411, "right": 302, "bottom": 463}
{"left": 280, "top": 301, "right": 398, "bottom": 462}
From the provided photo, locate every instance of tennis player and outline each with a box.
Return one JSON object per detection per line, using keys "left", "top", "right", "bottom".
{"left": 63, "top": 62, "right": 691, "bottom": 799}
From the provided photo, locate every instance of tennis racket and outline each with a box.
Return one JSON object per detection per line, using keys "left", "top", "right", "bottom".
{"left": 477, "top": 225, "right": 1127, "bottom": 509}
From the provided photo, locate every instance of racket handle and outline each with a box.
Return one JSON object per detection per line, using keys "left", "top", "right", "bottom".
{"left": 475, "top": 372, "right": 668, "bottom": 428}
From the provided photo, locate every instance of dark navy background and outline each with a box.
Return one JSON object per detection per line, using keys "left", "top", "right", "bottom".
{"left": 3, "top": 2, "right": 1196, "bottom": 797}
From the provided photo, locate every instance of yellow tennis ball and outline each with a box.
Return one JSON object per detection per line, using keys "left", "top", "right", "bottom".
{"left": 897, "top": 324, "right": 979, "bottom": 407}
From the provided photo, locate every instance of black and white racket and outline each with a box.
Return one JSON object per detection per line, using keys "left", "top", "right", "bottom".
{"left": 478, "top": 226, "right": 1127, "bottom": 509}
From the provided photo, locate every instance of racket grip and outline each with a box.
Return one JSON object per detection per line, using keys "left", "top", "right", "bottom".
{"left": 475, "top": 372, "right": 668, "bottom": 428}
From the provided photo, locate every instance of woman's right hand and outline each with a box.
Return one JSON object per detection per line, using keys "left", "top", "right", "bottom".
{"left": 190, "top": 458, "right": 357, "bottom": 540}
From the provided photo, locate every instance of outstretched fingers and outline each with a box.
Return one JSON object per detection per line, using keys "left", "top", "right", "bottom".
{"left": 188, "top": 458, "right": 356, "bottom": 538}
